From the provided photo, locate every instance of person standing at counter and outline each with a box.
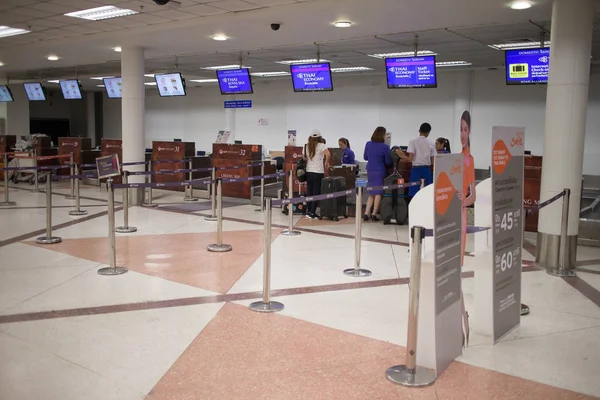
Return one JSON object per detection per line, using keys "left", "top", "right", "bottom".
{"left": 363, "top": 127, "right": 392, "bottom": 222}
{"left": 304, "top": 130, "right": 331, "bottom": 219}
{"left": 338, "top": 138, "right": 356, "bottom": 165}
{"left": 435, "top": 137, "right": 451, "bottom": 154}
{"left": 396, "top": 123, "right": 436, "bottom": 199}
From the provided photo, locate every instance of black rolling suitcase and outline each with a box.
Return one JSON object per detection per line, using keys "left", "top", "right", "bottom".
{"left": 319, "top": 176, "right": 347, "bottom": 221}
{"left": 381, "top": 172, "right": 408, "bottom": 225}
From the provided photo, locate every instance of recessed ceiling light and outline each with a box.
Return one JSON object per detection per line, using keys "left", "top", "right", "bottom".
{"left": 144, "top": 82, "right": 157, "bottom": 86}
{"left": 113, "top": 46, "right": 122, "bottom": 52}
{"left": 510, "top": 1, "right": 533, "bottom": 10}
{"left": 144, "top": 74, "right": 156, "bottom": 77}
{"left": 211, "top": 34, "right": 228, "bottom": 41}
{"left": 47, "top": 55, "right": 60, "bottom": 61}
{"left": 489, "top": 41, "right": 549, "bottom": 50}
{"left": 0, "top": 62, "right": 4, "bottom": 67}
{"left": 189, "top": 79, "right": 219, "bottom": 83}
{"left": 97, "top": 85, "right": 105, "bottom": 88}
{"left": 0, "top": 25, "right": 30, "bottom": 38}
{"left": 90, "top": 76, "right": 115, "bottom": 80}
{"left": 436, "top": 61, "right": 473, "bottom": 67}
{"left": 368, "top": 51, "right": 436, "bottom": 59}
{"left": 333, "top": 21, "right": 352, "bottom": 28}
{"left": 331, "top": 67, "right": 373, "bottom": 72}
{"left": 202, "top": 65, "right": 250, "bottom": 70}
{"left": 251, "top": 71, "right": 291, "bottom": 77}
{"left": 276, "top": 59, "right": 331, "bottom": 65}
{"left": 47, "top": 80, "right": 60, "bottom": 84}
{"left": 65, "top": 6, "right": 138, "bottom": 21}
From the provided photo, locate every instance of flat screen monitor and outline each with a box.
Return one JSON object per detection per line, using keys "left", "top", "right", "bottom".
{"left": 385, "top": 56, "right": 437, "bottom": 89}
{"left": 0, "top": 85, "right": 14, "bottom": 102}
{"left": 217, "top": 68, "right": 253, "bottom": 95}
{"left": 103, "top": 77, "right": 123, "bottom": 99}
{"left": 290, "top": 63, "right": 333, "bottom": 92}
{"left": 154, "top": 73, "right": 186, "bottom": 97}
{"left": 505, "top": 47, "right": 550, "bottom": 85}
{"left": 23, "top": 82, "right": 46, "bottom": 101}
{"left": 59, "top": 79, "right": 83, "bottom": 100}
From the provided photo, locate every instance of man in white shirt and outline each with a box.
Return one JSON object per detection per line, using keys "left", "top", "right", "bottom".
{"left": 396, "top": 123, "right": 436, "bottom": 199}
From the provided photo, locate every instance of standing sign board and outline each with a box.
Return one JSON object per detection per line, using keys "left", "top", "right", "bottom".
{"left": 96, "top": 154, "right": 121, "bottom": 179}
{"left": 491, "top": 127, "right": 524, "bottom": 342}
{"left": 287, "top": 130, "right": 297, "bottom": 146}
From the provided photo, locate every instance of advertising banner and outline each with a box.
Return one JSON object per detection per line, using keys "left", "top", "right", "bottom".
{"left": 287, "top": 130, "right": 297, "bottom": 146}
{"left": 96, "top": 154, "right": 121, "bottom": 179}
{"left": 433, "top": 153, "right": 463, "bottom": 315}
{"left": 491, "top": 126, "right": 524, "bottom": 342}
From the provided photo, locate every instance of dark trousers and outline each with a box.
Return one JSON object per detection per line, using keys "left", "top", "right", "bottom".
{"left": 306, "top": 172, "right": 324, "bottom": 214}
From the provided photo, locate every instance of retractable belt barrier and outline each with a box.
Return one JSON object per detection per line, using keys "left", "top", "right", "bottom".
{"left": 526, "top": 191, "right": 566, "bottom": 214}
{"left": 113, "top": 172, "right": 285, "bottom": 189}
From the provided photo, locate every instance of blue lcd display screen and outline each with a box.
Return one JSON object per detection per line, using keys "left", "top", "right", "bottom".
{"left": 0, "top": 85, "right": 14, "bottom": 102}
{"left": 217, "top": 68, "right": 253, "bottom": 95}
{"left": 385, "top": 56, "right": 437, "bottom": 89}
{"left": 290, "top": 63, "right": 333, "bottom": 92}
{"left": 505, "top": 48, "right": 550, "bottom": 85}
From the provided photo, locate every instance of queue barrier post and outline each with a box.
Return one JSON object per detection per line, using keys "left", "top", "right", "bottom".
{"left": 207, "top": 179, "right": 232, "bottom": 252}
{"left": 547, "top": 188, "right": 575, "bottom": 277}
{"left": 65, "top": 152, "right": 76, "bottom": 200}
{"left": 98, "top": 177, "right": 128, "bottom": 276}
{"left": 68, "top": 164, "right": 88, "bottom": 216}
{"left": 281, "top": 169, "right": 301, "bottom": 237}
{"left": 36, "top": 171, "right": 62, "bottom": 245}
{"left": 420, "top": 178, "right": 425, "bottom": 190}
{"left": 114, "top": 171, "right": 138, "bottom": 233}
{"left": 184, "top": 159, "right": 199, "bottom": 202}
{"left": 142, "top": 160, "right": 158, "bottom": 208}
{"left": 386, "top": 226, "right": 436, "bottom": 388}
{"left": 255, "top": 161, "right": 265, "bottom": 212}
{"left": 32, "top": 149, "right": 41, "bottom": 193}
{"left": 250, "top": 197, "right": 285, "bottom": 313}
{"left": 0, "top": 153, "right": 16, "bottom": 207}
{"left": 205, "top": 168, "right": 218, "bottom": 221}
{"left": 344, "top": 185, "right": 372, "bottom": 277}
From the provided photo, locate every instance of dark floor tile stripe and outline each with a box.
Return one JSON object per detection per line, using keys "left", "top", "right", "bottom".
{"left": 562, "top": 276, "right": 600, "bottom": 308}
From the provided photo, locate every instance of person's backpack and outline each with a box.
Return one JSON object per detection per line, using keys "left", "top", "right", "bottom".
{"left": 296, "top": 157, "right": 307, "bottom": 182}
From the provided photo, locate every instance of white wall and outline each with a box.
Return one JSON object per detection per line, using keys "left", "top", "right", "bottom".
{"left": 103, "top": 69, "right": 600, "bottom": 174}
{"left": 29, "top": 90, "right": 88, "bottom": 137}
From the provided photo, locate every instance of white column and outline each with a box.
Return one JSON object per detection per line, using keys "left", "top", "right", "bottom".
{"left": 121, "top": 46, "right": 145, "bottom": 205}
{"left": 452, "top": 70, "right": 473, "bottom": 153}
{"left": 537, "top": 0, "right": 593, "bottom": 267}
{"left": 86, "top": 92, "right": 95, "bottom": 147}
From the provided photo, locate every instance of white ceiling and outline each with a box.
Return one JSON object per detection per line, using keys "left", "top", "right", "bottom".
{"left": 1, "top": 0, "right": 598, "bottom": 89}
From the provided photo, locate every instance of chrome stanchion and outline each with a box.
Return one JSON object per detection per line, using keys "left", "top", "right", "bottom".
{"left": 520, "top": 304, "right": 530, "bottom": 316}
{"left": 386, "top": 226, "right": 436, "bottom": 387}
{"left": 36, "top": 171, "right": 62, "bottom": 245}
{"left": 281, "top": 170, "right": 301, "bottom": 237}
{"left": 98, "top": 178, "right": 128, "bottom": 276}
{"left": 142, "top": 160, "right": 158, "bottom": 208}
{"left": 184, "top": 159, "right": 198, "bottom": 202}
{"left": 205, "top": 168, "right": 218, "bottom": 221}
{"left": 32, "top": 149, "right": 41, "bottom": 193}
{"left": 68, "top": 164, "right": 87, "bottom": 216}
{"left": 344, "top": 186, "right": 372, "bottom": 277}
{"left": 114, "top": 171, "right": 137, "bottom": 233}
{"left": 547, "top": 188, "right": 574, "bottom": 277}
{"left": 255, "top": 161, "right": 265, "bottom": 212}
{"left": 0, "top": 153, "right": 16, "bottom": 206}
{"left": 65, "top": 152, "right": 76, "bottom": 199}
{"left": 207, "top": 179, "right": 232, "bottom": 252}
{"left": 250, "top": 197, "right": 285, "bottom": 313}
{"left": 420, "top": 178, "right": 425, "bottom": 190}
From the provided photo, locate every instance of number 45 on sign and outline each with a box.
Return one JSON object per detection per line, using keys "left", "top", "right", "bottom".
{"left": 495, "top": 210, "right": 521, "bottom": 233}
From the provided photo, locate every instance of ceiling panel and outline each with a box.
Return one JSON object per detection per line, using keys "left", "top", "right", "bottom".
{"left": 211, "top": 0, "right": 264, "bottom": 11}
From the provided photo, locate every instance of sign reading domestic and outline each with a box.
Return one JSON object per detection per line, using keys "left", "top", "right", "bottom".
{"left": 217, "top": 68, "right": 253, "bottom": 95}
{"left": 96, "top": 154, "right": 121, "bottom": 179}
{"left": 433, "top": 153, "right": 463, "bottom": 315}
{"left": 491, "top": 126, "right": 524, "bottom": 342}
{"left": 290, "top": 63, "right": 333, "bottom": 92}
{"left": 385, "top": 56, "right": 437, "bottom": 89}
{"left": 505, "top": 48, "right": 550, "bottom": 85}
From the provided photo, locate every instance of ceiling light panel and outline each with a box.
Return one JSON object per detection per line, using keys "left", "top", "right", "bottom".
{"left": 489, "top": 41, "right": 550, "bottom": 50}
{"left": 0, "top": 26, "right": 31, "bottom": 38}
{"left": 331, "top": 67, "right": 373, "bottom": 72}
{"left": 276, "top": 59, "right": 331, "bottom": 65}
{"left": 251, "top": 72, "right": 291, "bottom": 77}
{"left": 368, "top": 51, "right": 436, "bottom": 59}
{"left": 202, "top": 65, "right": 251, "bottom": 70}
{"left": 436, "top": 61, "right": 473, "bottom": 67}
{"left": 65, "top": 6, "right": 138, "bottom": 21}
{"left": 189, "top": 79, "right": 219, "bottom": 83}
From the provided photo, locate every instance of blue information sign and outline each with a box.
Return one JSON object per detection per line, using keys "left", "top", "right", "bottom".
{"left": 385, "top": 56, "right": 437, "bottom": 89}
{"left": 224, "top": 100, "right": 252, "bottom": 108}
{"left": 505, "top": 48, "right": 550, "bottom": 85}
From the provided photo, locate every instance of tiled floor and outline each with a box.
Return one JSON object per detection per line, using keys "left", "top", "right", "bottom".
{"left": 1, "top": 183, "right": 600, "bottom": 400}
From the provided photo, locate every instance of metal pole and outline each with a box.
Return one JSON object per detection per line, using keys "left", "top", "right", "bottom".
{"left": 250, "top": 197, "right": 285, "bottom": 313}
{"left": 0, "top": 153, "right": 16, "bottom": 206}
{"left": 420, "top": 178, "right": 425, "bottom": 190}
{"left": 142, "top": 160, "right": 158, "bottom": 208}
{"left": 255, "top": 161, "right": 265, "bottom": 212}
{"left": 32, "top": 149, "right": 40, "bottom": 193}
{"left": 65, "top": 152, "right": 76, "bottom": 199}
{"left": 98, "top": 178, "right": 128, "bottom": 276}
{"left": 184, "top": 159, "right": 198, "bottom": 202}
{"left": 205, "top": 167, "right": 218, "bottom": 221}
{"left": 69, "top": 164, "right": 87, "bottom": 216}
{"left": 281, "top": 169, "right": 301, "bottom": 236}
{"left": 36, "top": 171, "right": 62, "bottom": 244}
{"left": 344, "top": 186, "right": 371, "bottom": 277}
{"left": 207, "top": 179, "right": 232, "bottom": 252}
{"left": 386, "top": 226, "right": 436, "bottom": 387}
{"left": 114, "top": 171, "right": 137, "bottom": 233}
{"left": 548, "top": 188, "right": 574, "bottom": 277}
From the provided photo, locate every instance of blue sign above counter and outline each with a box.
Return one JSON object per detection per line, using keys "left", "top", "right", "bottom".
{"left": 224, "top": 100, "right": 252, "bottom": 108}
